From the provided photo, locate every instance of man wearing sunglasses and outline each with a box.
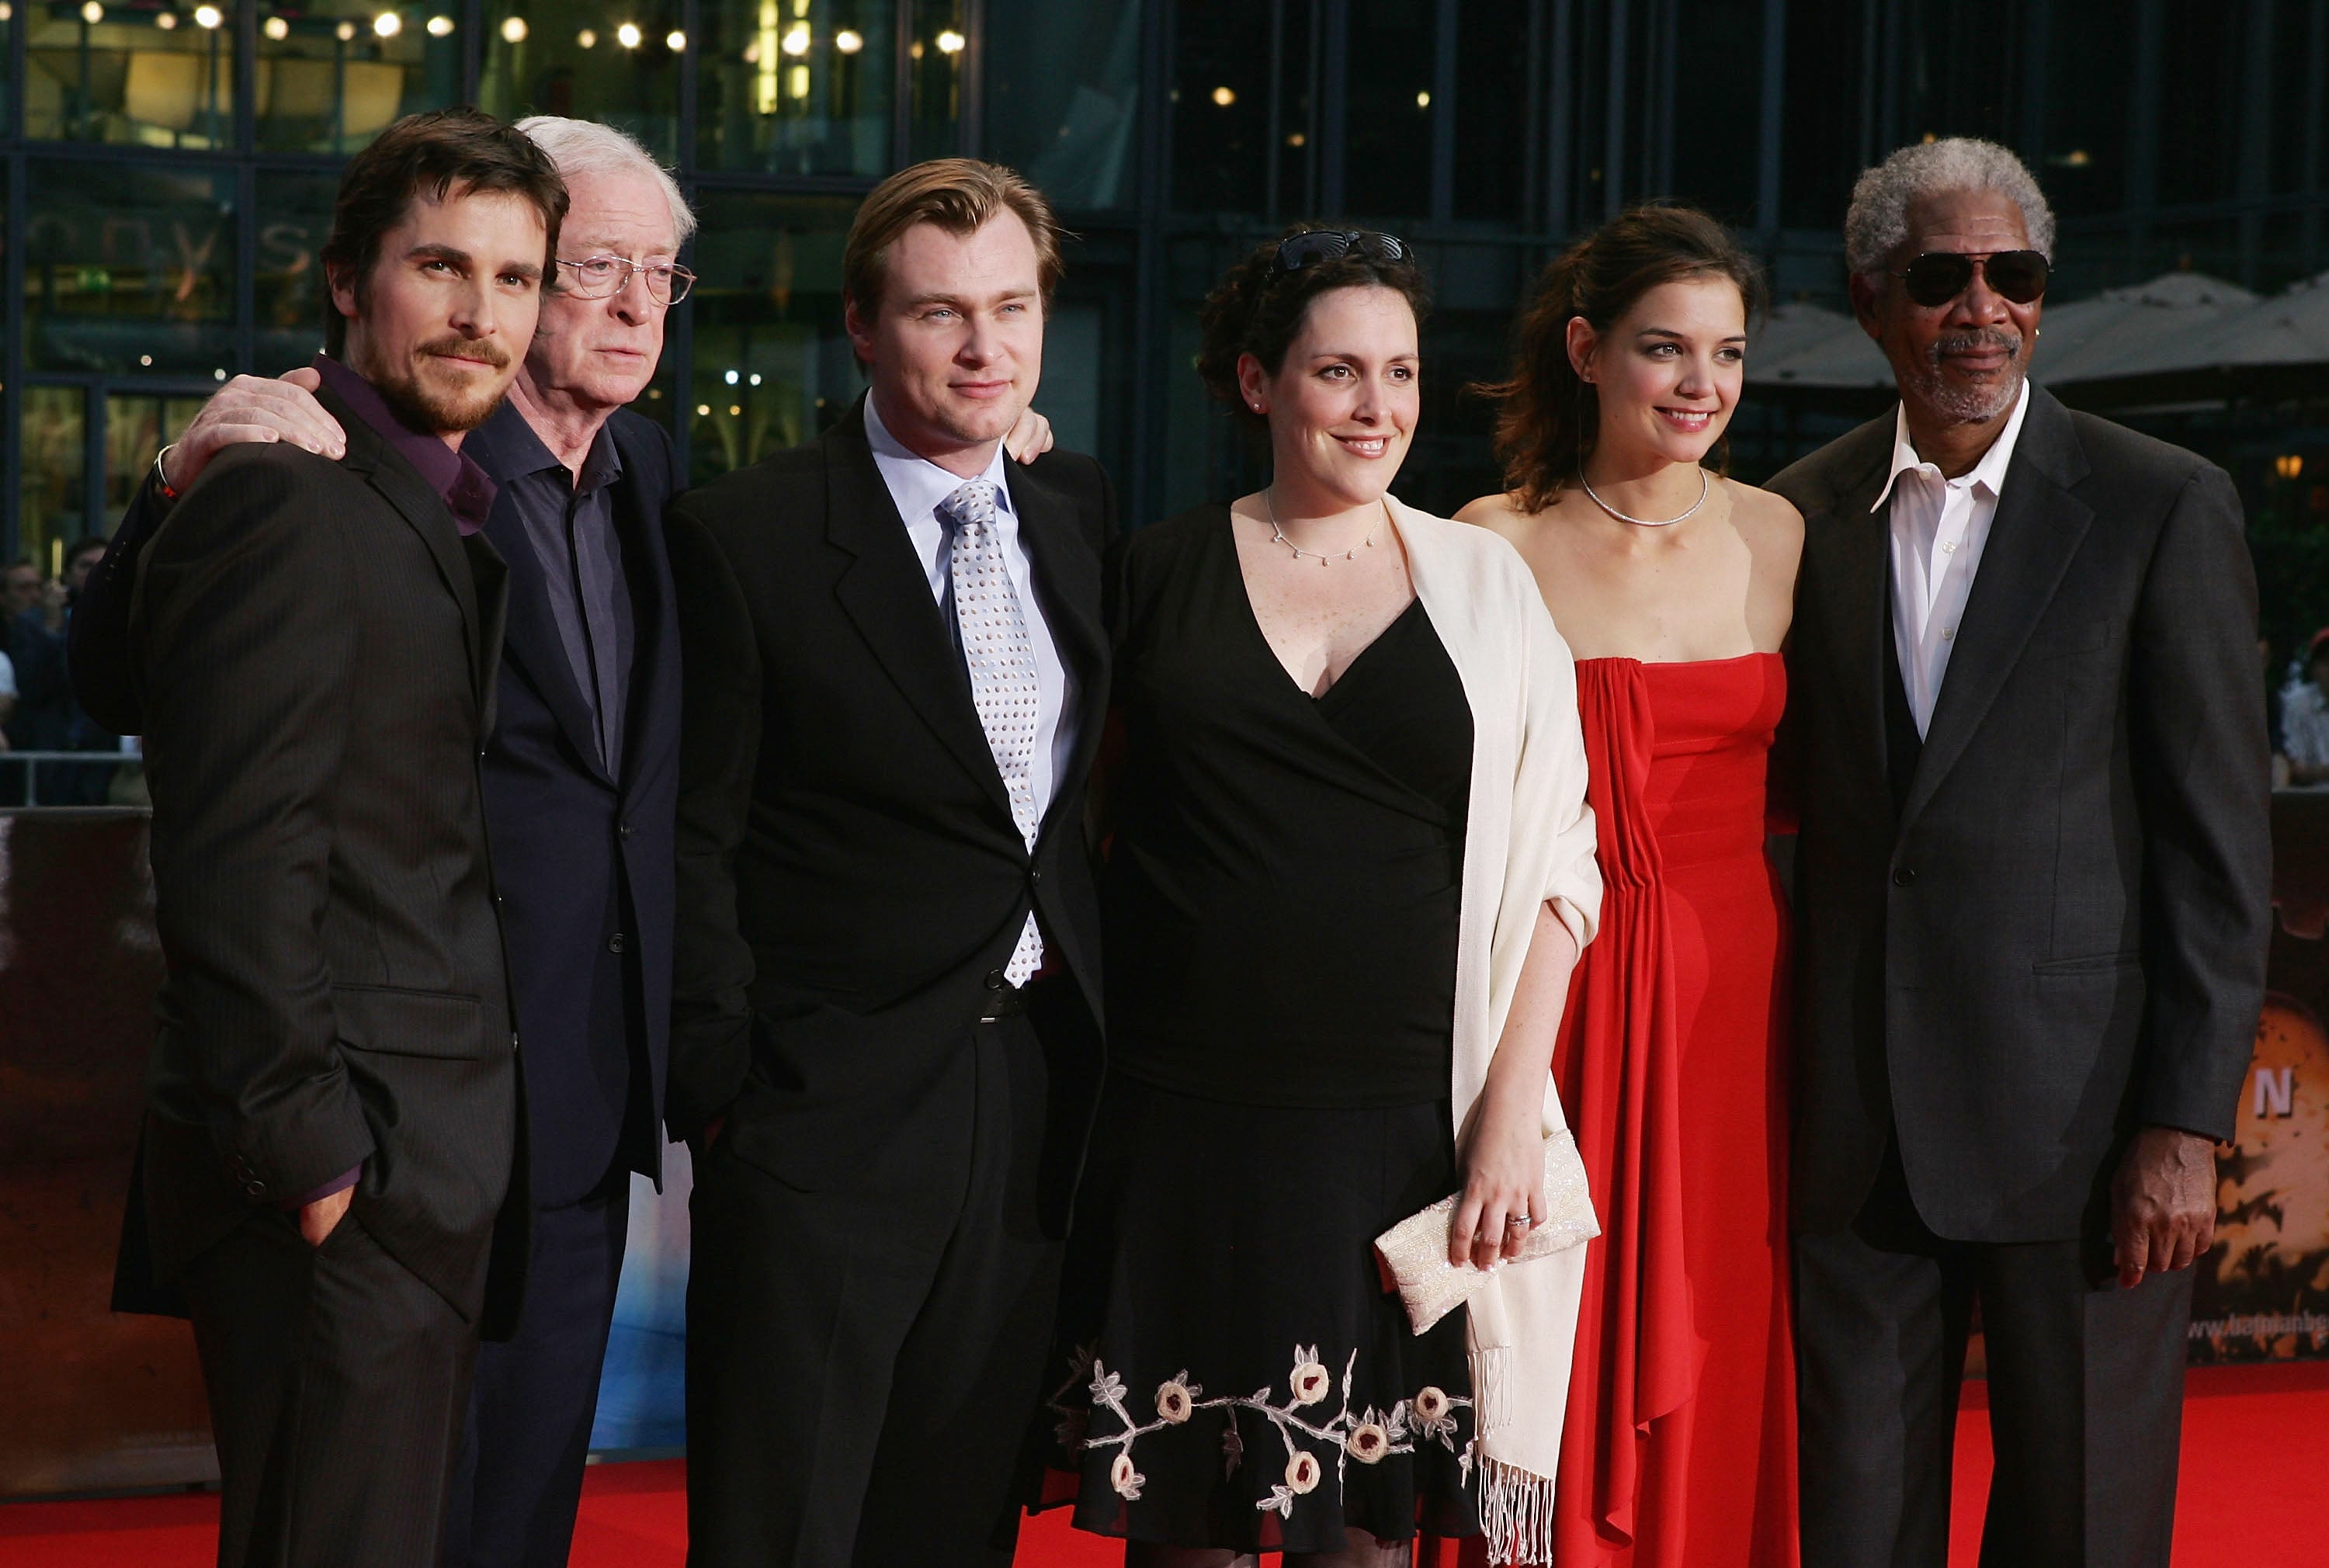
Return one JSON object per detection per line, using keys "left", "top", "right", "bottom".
{"left": 1769, "top": 137, "right": 2267, "bottom": 1568}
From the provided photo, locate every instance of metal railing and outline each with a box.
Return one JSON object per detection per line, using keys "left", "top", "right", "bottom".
{"left": 0, "top": 751, "right": 141, "bottom": 808}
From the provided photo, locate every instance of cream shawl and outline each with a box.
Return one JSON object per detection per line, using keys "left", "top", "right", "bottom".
{"left": 1393, "top": 497, "right": 1601, "bottom": 1565}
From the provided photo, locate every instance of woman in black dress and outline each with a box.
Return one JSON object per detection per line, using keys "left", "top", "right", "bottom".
{"left": 1053, "top": 231, "right": 1603, "bottom": 1566}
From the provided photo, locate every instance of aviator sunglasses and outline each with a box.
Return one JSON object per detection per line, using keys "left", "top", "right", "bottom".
{"left": 1891, "top": 248, "right": 2050, "bottom": 308}
{"left": 1273, "top": 229, "right": 1411, "bottom": 272}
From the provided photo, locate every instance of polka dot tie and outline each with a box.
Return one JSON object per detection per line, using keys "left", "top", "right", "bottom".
{"left": 942, "top": 478, "right": 1045, "bottom": 984}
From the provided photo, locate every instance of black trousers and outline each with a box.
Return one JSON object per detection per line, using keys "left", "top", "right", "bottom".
{"left": 685, "top": 1010, "right": 1066, "bottom": 1568}
{"left": 442, "top": 1175, "right": 632, "bottom": 1568}
{"left": 1793, "top": 1143, "right": 2192, "bottom": 1568}
{"left": 181, "top": 1205, "right": 479, "bottom": 1568}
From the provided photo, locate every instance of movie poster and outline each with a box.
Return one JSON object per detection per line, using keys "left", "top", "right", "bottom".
{"left": 2189, "top": 790, "right": 2329, "bottom": 1363}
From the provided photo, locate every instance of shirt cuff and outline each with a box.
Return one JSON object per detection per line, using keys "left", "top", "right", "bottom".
{"left": 284, "top": 1164, "right": 362, "bottom": 1209}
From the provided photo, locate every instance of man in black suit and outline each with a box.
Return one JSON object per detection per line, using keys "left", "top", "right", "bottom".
{"left": 106, "top": 109, "right": 567, "bottom": 1567}
{"left": 82, "top": 117, "right": 697, "bottom": 1568}
{"left": 1768, "top": 137, "right": 2270, "bottom": 1567}
{"left": 665, "top": 158, "right": 1112, "bottom": 1567}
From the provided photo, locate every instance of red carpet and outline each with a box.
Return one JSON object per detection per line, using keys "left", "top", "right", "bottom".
{"left": 6, "top": 1364, "right": 2323, "bottom": 1566}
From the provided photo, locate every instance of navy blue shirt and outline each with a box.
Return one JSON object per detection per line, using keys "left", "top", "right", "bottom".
{"left": 462, "top": 405, "right": 635, "bottom": 775}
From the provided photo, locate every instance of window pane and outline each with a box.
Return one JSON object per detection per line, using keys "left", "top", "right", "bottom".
{"left": 985, "top": 0, "right": 1139, "bottom": 212}
{"left": 19, "top": 388, "right": 89, "bottom": 578}
{"left": 906, "top": 0, "right": 965, "bottom": 161}
{"left": 25, "top": 0, "right": 238, "bottom": 147}
{"left": 1343, "top": 0, "right": 1435, "bottom": 224}
{"left": 255, "top": 1, "right": 463, "bottom": 154}
{"left": 103, "top": 394, "right": 210, "bottom": 525}
{"left": 23, "top": 160, "right": 238, "bottom": 379}
{"left": 480, "top": 0, "right": 682, "bottom": 162}
{"left": 685, "top": 192, "right": 858, "bottom": 486}
{"left": 255, "top": 172, "right": 339, "bottom": 371}
{"left": 698, "top": 0, "right": 896, "bottom": 175}
{"left": 1171, "top": 2, "right": 1273, "bottom": 217}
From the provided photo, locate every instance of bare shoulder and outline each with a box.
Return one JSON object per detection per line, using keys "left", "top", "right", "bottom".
{"left": 1722, "top": 477, "right": 1803, "bottom": 562}
{"left": 1453, "top": 491, "right": 1532, "bottom": 545}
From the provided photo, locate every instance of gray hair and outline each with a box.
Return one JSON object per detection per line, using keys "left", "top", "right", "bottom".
{"left": 1843, "top": 137, "right": 2055, "bottom": 277}
{"left": 516, "top": 116, "right": 697, "bottom": 245}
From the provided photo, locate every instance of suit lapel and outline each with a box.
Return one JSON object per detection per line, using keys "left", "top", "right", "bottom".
{"left": 1007, "top": 460, "right": 1105, "bottom": 837}
{"left": 1899, "top": 390, "right": 2095, "bottom": 828}
{"left": 482, "top": 495, "right": 613, "bottom": 786}
{"left": 1810, "top": 428, "right": 1898, "bottom": 807}
{"left": 824, "top": 408, "right": 1017, "bottom": 818}
{"left": 612, "top": 415, "right": 680, "bottom": 793}
{"left": 324, "top": 387, "right": 496, "bottom": 713}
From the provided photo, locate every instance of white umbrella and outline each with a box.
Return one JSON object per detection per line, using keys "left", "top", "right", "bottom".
{"left": 2171, "top": 269, "right": 2329, "bottom": 370}
{"left": 2031, "top": 271, "right": 2258, "bottom": 385}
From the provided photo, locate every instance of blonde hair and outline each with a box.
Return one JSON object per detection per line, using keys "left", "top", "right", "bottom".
{"left": 842, "top": 158, "right": 1064, "bottom": 316}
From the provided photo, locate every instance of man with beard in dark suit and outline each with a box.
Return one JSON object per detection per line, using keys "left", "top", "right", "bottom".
{"left": 112, "top": 109, "right": 566, "bottom": 1566}
{"left": 1768, "top": 137, "right": 2270, "bottom": 1567}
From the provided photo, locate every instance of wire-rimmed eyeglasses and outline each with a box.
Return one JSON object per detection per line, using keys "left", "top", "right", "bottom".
{"left": 555, "top": 255, "right": 697, "bottom": 305}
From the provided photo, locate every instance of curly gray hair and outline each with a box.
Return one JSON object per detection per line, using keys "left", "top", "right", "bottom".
{"left": 1843, "top": 137, "right": 2055, "bottom": 278}
{"left": 516, "top": 116, "right": 697, "bottom": 245}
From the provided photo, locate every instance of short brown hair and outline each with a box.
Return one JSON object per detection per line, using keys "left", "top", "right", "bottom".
{"left": 1479, "top": 205, "right": 1763, "bottom": 513}
{"left": 319, "top": 107, "right": 569, "bottom": 355}
{"left": 842, "top": 158, "right": 1064, "bottom": 317}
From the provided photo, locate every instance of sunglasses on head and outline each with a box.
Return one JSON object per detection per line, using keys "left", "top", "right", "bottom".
{"left": 1891, "top": 249, "right": 2050, "bottom": 308}
{"left": 1272, "top": 229, "right": 1411, "bottom": 272}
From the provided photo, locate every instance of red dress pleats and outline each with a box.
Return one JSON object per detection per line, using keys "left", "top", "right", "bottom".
{"left": 1444, "top": 654, "right": 1798, "bottom": 1568}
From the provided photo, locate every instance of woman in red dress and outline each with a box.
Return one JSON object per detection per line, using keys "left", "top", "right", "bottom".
{"left": 1452, "top": 207, "right": 1801, "bottom": 1567}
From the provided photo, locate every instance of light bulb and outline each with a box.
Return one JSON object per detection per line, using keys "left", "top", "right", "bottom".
{"left": 935, "top": 27, "right": 963, "bottom": 54}
{"left": 665, "top": 26, "right": 684, "bottom": 49}
{"left": 498, "top": 14, "right": 526, "bottom": 41}
{"left": 373, "top": 10, "right": 401, "bottom": 36}
{"left": 426, "top": 13, "right": 453, "bottom": 35}
{"left": 834, "top": 27, "right": 861, "bottom": 53}
{"left": 263, "top": 13, "right": 289, "bottom": 36}
{"left": 616, "top": 20, "right": 641, "bottom": 47}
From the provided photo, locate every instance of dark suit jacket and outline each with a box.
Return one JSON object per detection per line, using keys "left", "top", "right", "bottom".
{"left": 663, "top": 399, "right": 1112, "bottom": 1200}
{"left": 85, "top": 403, "right": 682, "bottom": 1215}
{"left": 1768, "top": 387, "right": 2271, "bottom": 1241}
{"left": 120, "top": 385, "right": 520, "bottom": 1321}
{"left": 463, "top": 404, "right": 681, "bottom": 1207}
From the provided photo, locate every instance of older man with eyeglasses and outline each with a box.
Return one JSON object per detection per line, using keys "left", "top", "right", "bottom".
{"left": 80, "top": 116, "right": 697, "bottom": 1568}
{"left": 1768, "top": 137, "right": 2269, "bottom": 1567}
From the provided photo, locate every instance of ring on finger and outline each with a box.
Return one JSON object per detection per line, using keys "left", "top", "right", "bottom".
{"left": 1505, "top": 1213, "right": 1533, "bottom": 1229}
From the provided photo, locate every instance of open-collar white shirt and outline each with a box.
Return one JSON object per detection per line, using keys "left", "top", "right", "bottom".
{"left": 862, "top": 390, "right": 1077, "bottom": 839}
{"left": 1871, "top": 380, "right": 2032, "bottom": 737}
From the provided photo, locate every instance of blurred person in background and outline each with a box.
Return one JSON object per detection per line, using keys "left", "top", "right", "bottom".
{"left": 2275, "top": 627, "right": 2329, "bottom": 784}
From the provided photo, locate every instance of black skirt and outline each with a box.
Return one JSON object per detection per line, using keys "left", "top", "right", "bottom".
{"left": 1048, "top": 1077, "right": 1483, "bottom": 1553}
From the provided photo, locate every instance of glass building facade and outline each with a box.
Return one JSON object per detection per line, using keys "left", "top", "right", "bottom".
{"left": 4, "top": 0, "right": 2326, "bottom": 572}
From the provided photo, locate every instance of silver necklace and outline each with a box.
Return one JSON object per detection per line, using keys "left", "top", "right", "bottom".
{"left": 1581, "top": 467, "right": 1710, "bottom": 527}
{"left": 1265, "top": 488, "right": 1378, "bottom": 565}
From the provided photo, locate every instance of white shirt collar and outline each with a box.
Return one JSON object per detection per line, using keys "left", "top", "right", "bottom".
{"left": 1870, "top": 379, "right": 2032, "bottom": 513}
{"left": 862, "top": 390, "right": 1014, "bottom": 526}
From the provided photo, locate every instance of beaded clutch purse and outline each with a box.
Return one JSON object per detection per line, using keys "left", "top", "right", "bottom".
{"left": 1372, "top": 1128, "right": 1600, "bottom": 1334}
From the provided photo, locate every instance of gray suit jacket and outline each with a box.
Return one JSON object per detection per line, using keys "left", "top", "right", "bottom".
{"left": 1768, "top": 385, "right": 2270, "bottom": 1241}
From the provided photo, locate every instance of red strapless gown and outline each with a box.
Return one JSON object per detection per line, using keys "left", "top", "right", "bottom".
{"left": 1449, "top": 654, "right": 1798, "bottom": 1566}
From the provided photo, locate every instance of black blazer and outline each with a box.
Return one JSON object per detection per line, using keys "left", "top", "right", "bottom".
{"left": 85, "top": 403, "right": 683, "bottom": 1215}
{"left": 663, "top": 400, "right": 1112, "bottom": 1190}
{"left": 120, "top": 387, "right": 520, "bottom": 1321}
{"left": 1768, "top": 387, "right": 2271, "bottom": 1242}
{"left": 463, "top": 405, "right": 682, "bottom": 1206}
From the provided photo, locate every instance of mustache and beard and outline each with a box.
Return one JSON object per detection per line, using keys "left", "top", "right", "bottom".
{"left": 361, "top": 334, "right": 517, "bottom": 435}
{"left": 1902, "top": 325, "right": 2027, "bottom": 423}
